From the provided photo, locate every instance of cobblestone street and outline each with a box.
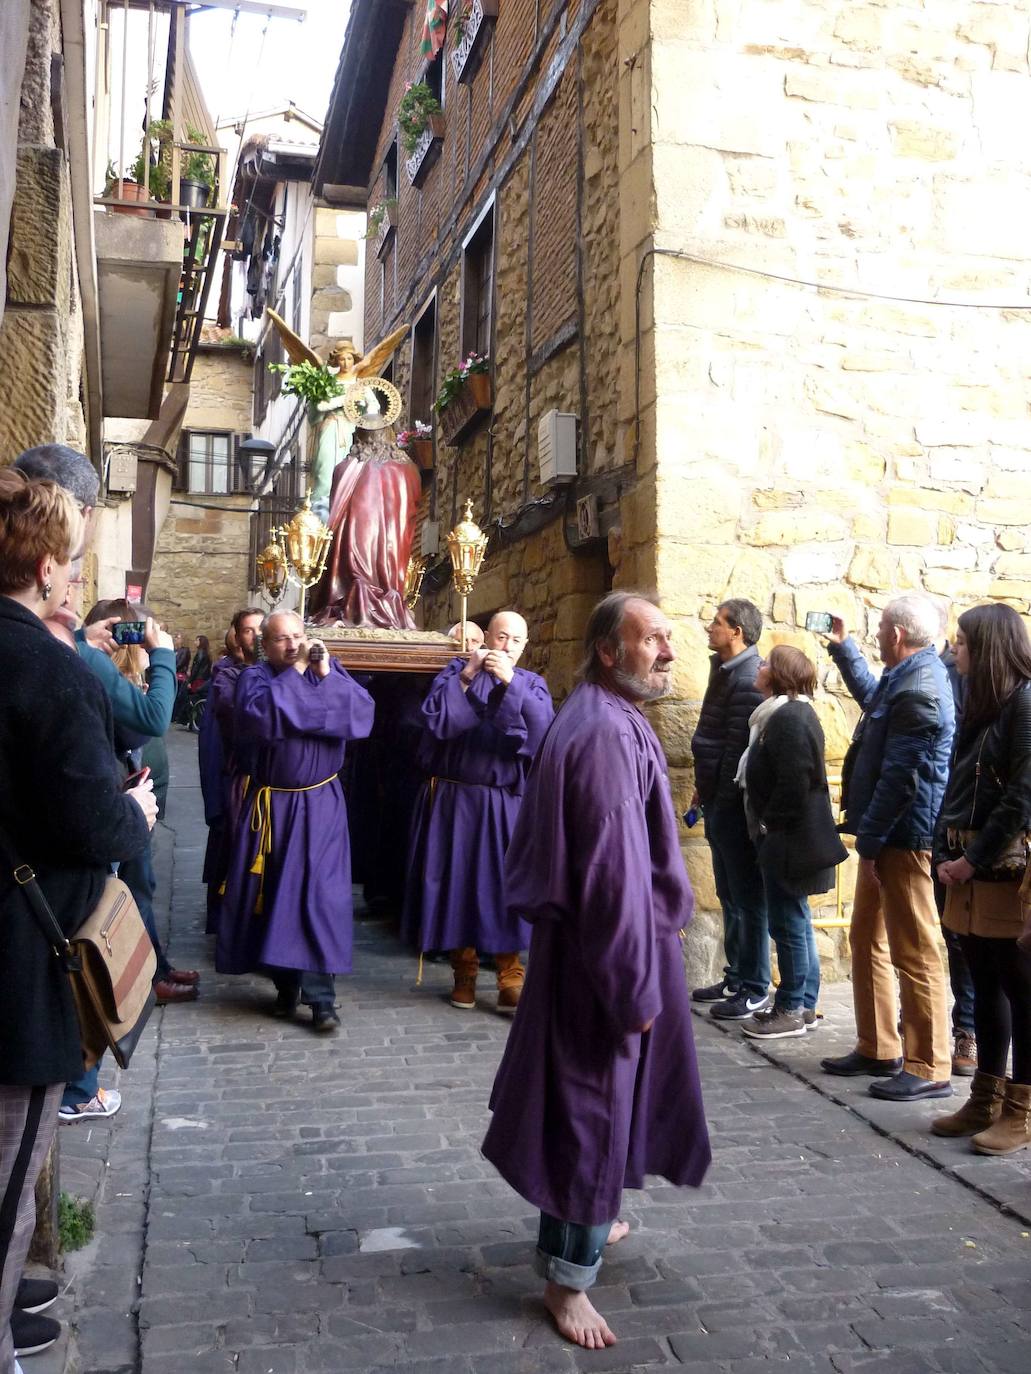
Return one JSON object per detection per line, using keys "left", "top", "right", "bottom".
{"left": 45, "top": 731, "right": 1031, "bottom": 1374}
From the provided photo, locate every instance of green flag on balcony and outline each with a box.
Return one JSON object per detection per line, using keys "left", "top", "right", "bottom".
{"left": 420, "top": 0, "right": 449, "bottom": 59}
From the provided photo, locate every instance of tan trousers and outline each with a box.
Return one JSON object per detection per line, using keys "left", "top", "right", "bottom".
{"left": 849, "top": 848, "right": 951, "bottom": 1083}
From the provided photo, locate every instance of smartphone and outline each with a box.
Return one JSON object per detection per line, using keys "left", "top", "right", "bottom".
{"left": 804, "top": 611, "right": 834, "bottom": 635}
{"left": 122, "top": 766, "right": 151, "bottom": 792}
{"left": 113, "top": 620, "right": 146, "bottom": 646}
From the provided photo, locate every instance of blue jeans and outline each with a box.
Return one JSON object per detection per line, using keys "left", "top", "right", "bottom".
{"left": 62, "top": 1064, "right": 99, "bottom": 1110}
{"left": 269, "top": 969, "right": 336, "bottom": 1009}
{"left": 121, "top": 841, "right": 171, "bottom": 979}
{"left": 763, "top": 872, "right": 819, "bottom": 1012}
{"left": 534, "top": 1213, "right": 613, "bottom": 1291}
{"left": 705, "top": 801, "right": 770, "bottom": 996}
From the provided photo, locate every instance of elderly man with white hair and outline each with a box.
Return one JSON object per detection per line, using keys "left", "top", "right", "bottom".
{"left": 820, "top": 596, "right": 956, "bottom": 1101}
{"left": 402, "top": 610, "right": 553, "bottom": 1012}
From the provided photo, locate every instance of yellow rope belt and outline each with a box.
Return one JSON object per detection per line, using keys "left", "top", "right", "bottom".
{"left": 248, "top": 775, "right": 338, "bottom": 913}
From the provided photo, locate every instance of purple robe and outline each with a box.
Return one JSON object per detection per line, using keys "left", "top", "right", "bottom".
{"left": 482, "top": 682, "right": 711, "bottom": 1225}
{"left": 215, "top": 659, "right": 374, "bottom": 976}
{"left": 203, "top": 658, "right": 257, "bottom": 934}
{"left": 401, "top": 659, "right": 553, "bottom": 953}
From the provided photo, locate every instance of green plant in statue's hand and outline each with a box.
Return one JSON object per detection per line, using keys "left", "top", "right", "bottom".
{"left": 269, "top": 360, "right": 345, "bottom": 408}
{"left": 398, "top": 81, "right": 443, "bottom": 156}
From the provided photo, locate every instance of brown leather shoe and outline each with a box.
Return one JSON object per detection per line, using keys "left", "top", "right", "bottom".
{"left": 497, "top": 984, "right": 521, "bottom": 1015}
{"left": 164, "top": 969, "right": 200, "bottom": 986}
{"left": 154, "top": 978, "right": 199, "bottom": 1005}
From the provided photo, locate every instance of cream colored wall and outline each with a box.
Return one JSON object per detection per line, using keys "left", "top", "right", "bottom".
{"left": 634, "top": 0, "right": 1031, "bottom": 982}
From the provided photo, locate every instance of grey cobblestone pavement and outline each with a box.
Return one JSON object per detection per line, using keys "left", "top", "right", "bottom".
{"left": 44, "top": 730, "right": 1031, "bottom": 1374}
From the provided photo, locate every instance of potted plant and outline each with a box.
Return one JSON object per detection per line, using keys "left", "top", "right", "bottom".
{"left": 450, "top": 1, "right": 500, "bottom": 85}
{"left": 398, "top": 81, "right": 444, "bottom": 155}
{"left": 433, "top": 353, "right": 492, "bottom": 445}
{"left": 364, "top": 198, "right": 398, "bottom": 257}
{"left": 103, "top": 161, "right": 152, "bottom": 216}
{"left": 397, "top": 420, "right": 434, "bottom": 474}
{"left": 180, "top": 126, "right": 216, "bottom": 209}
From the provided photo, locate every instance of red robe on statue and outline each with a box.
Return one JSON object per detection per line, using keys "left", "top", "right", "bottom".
{"left": 309, "top": 444, "right": 422, "bottom": 630}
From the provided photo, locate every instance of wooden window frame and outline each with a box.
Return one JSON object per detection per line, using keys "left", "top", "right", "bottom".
{"left": 179, "top": 429, "right": 242, "bottom": 496}
{"left": 409, "top": 289, "right": 438, "bottom": 426}
{"left": 460, "top": 195, "right": 496, "bottom": 361}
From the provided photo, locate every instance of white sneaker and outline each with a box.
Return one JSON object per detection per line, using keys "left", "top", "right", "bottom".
{"left": 58, "top": 1087, "right": 122, "bottom": 1123}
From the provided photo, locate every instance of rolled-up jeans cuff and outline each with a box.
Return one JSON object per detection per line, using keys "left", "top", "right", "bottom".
{"left": 533, "top": 1247, "right": 602, "bottom": 1292}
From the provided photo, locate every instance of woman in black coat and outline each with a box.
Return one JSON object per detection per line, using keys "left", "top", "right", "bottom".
{"left": 0, "top": 471, "right": 156, "bottom": 1369}
{"left": 740, "top": 645, "right": 847, "bottom": 1040}
{"left": 932, "top": 603, "right": 1031, "bottom": 1154}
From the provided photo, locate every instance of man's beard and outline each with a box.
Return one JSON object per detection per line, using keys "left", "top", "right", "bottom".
{"left": 612, "top": 663, "right": 672, "bottom": 702}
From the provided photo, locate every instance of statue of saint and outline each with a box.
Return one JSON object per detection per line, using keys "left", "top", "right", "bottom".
{"left": 265, "top": 311, "right": 422, "bottom": 631}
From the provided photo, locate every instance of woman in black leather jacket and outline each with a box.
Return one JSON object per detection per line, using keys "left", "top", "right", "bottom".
{"left": 740, "top": 646, "right": 847, "bottom": 1041}
{"left": 933, "top": 603, "right": 1031, "bottom": 1154}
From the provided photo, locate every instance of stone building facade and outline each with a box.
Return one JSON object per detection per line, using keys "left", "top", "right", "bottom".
{"left": 318, "top": 0, "right": 1031, "bottom": 982}
{"left": 0, "top": 0, "right": 91, "bottom": 462}
{"left": 147, "top": 343, "right": 257, "bottom": 645}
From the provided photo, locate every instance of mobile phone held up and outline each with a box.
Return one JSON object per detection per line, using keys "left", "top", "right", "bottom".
{"left": 113, "top": 620, "right": 146, "bottom": 646}
{"left": 122, "top": 766, "right": 151, "bottom": 792}
{"left": 804, "top": 611, "right": 834, "bottom": 636}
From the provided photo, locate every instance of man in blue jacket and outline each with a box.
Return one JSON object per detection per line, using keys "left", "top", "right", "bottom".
{"left": 821, "top": 596, "right": 956, "bottom": 1101}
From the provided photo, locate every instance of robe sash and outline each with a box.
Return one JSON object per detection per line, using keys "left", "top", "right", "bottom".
{"left": 249, "top": 775, "right": 338, "bottom": 912}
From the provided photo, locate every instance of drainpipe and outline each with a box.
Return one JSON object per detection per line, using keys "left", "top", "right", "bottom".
{"left": 59, "top": 0, "right": 104, "bottom": 477}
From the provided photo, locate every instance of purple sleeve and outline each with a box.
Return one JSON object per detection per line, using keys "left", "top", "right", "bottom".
{"left": 569, "top": 732, "right": 662, "bottom": 1036}
{"left": 236, "top": 662, "right": 375, "bottom": 742}
{"left": 211, "top": 660, "right": 244, "bottom": 734}
{"left": 490, "top": 672, "right": 554, "bottom": 756}
{"left": 420, "top": 661, "right": 480, "bottom": 741}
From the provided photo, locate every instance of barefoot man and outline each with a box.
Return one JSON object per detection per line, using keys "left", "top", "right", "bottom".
{"left": 482, "top": 592, "right": 711, "bottom": 1348}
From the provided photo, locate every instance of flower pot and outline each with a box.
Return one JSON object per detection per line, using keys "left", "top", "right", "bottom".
{"left": 439, "top": 372, "right": 493, "bottom": 446}
{"left": 179, "top": 179, "right": 210, "bottom": 210}
{"left": 107, "top": 181, "right": 154, "bottom": 218}
{"left": 405, "top": 114, "right": 445, "bottom": 187}
{"left": 451, "top": 0, "right": 500, "bottom": 85}
{"left": 408, "top": 438, "right": 434, "bottom": 473}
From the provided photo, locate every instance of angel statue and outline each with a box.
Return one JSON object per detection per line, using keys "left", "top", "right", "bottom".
{"left": 265, "top": 310, "right": 422, "bottom": 630}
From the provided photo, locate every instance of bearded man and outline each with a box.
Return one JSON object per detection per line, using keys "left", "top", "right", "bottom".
{"left": 483, "top": 592, "right": 710, "bottom": 1349}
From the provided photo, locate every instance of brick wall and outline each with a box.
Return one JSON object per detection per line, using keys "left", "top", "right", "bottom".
{"left": 361, "top": 0, "right": 621, "bottom": 688}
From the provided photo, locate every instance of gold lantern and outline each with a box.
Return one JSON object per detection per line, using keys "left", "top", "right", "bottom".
{"left": 276, "top": 491, "right": 333, "bottom": 622}
{"left": 255, "top": 539, "right": 288, "bottom": 607}
{"left": 446, "top": 499, "right": 489, "bottom": 634}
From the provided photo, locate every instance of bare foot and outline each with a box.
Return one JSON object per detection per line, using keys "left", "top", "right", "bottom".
{"left": 607, "top": 1219, "right": 630, "bottom": 1245}
{"left": 543, "top": 1282, "right": 617, "bottom": 1349}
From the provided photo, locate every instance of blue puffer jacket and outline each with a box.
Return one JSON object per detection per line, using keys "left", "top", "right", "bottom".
{"left": 830, "top": 639, "right": 955, "bottom": 859}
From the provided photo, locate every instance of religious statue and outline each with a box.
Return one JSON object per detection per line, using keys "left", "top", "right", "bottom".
{"left": 265, "top": 310, "right": 422, "bottom": 631}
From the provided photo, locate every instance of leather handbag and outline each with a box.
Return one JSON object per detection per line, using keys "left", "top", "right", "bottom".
{"left": 0, "top": 827, "right": 156, "bottom": 1070}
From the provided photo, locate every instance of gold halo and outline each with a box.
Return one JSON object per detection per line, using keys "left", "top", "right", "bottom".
{"left": 342, "top": 377, "right": 403, "bottom": 430}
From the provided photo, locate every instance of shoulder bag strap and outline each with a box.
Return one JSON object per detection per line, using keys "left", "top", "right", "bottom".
{"left": 0, "top": 821, "right": 80, "bottom": 970}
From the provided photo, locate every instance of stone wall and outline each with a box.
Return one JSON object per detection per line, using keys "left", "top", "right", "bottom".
{"left": 636, "top": 0, "right": 1031, "bottom": 982}
{"left": 147, "top": 348, "right": 257, "bottom": 644}
{"left": 146, "top": 497, "right": 253, "bottom": 648}
{"left": 0, "top": 0, "right": 86, "bottom": 463}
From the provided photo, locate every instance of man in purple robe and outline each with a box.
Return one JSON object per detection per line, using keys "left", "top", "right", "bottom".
{"left": 216, "top": 610, "right": 374, "bottom": 1031}
{"left": 402, "top": 611, "right": 553, "bottom": 1012}
{"left": 482, "top": 592, "right": 711, "bottom": 1349}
